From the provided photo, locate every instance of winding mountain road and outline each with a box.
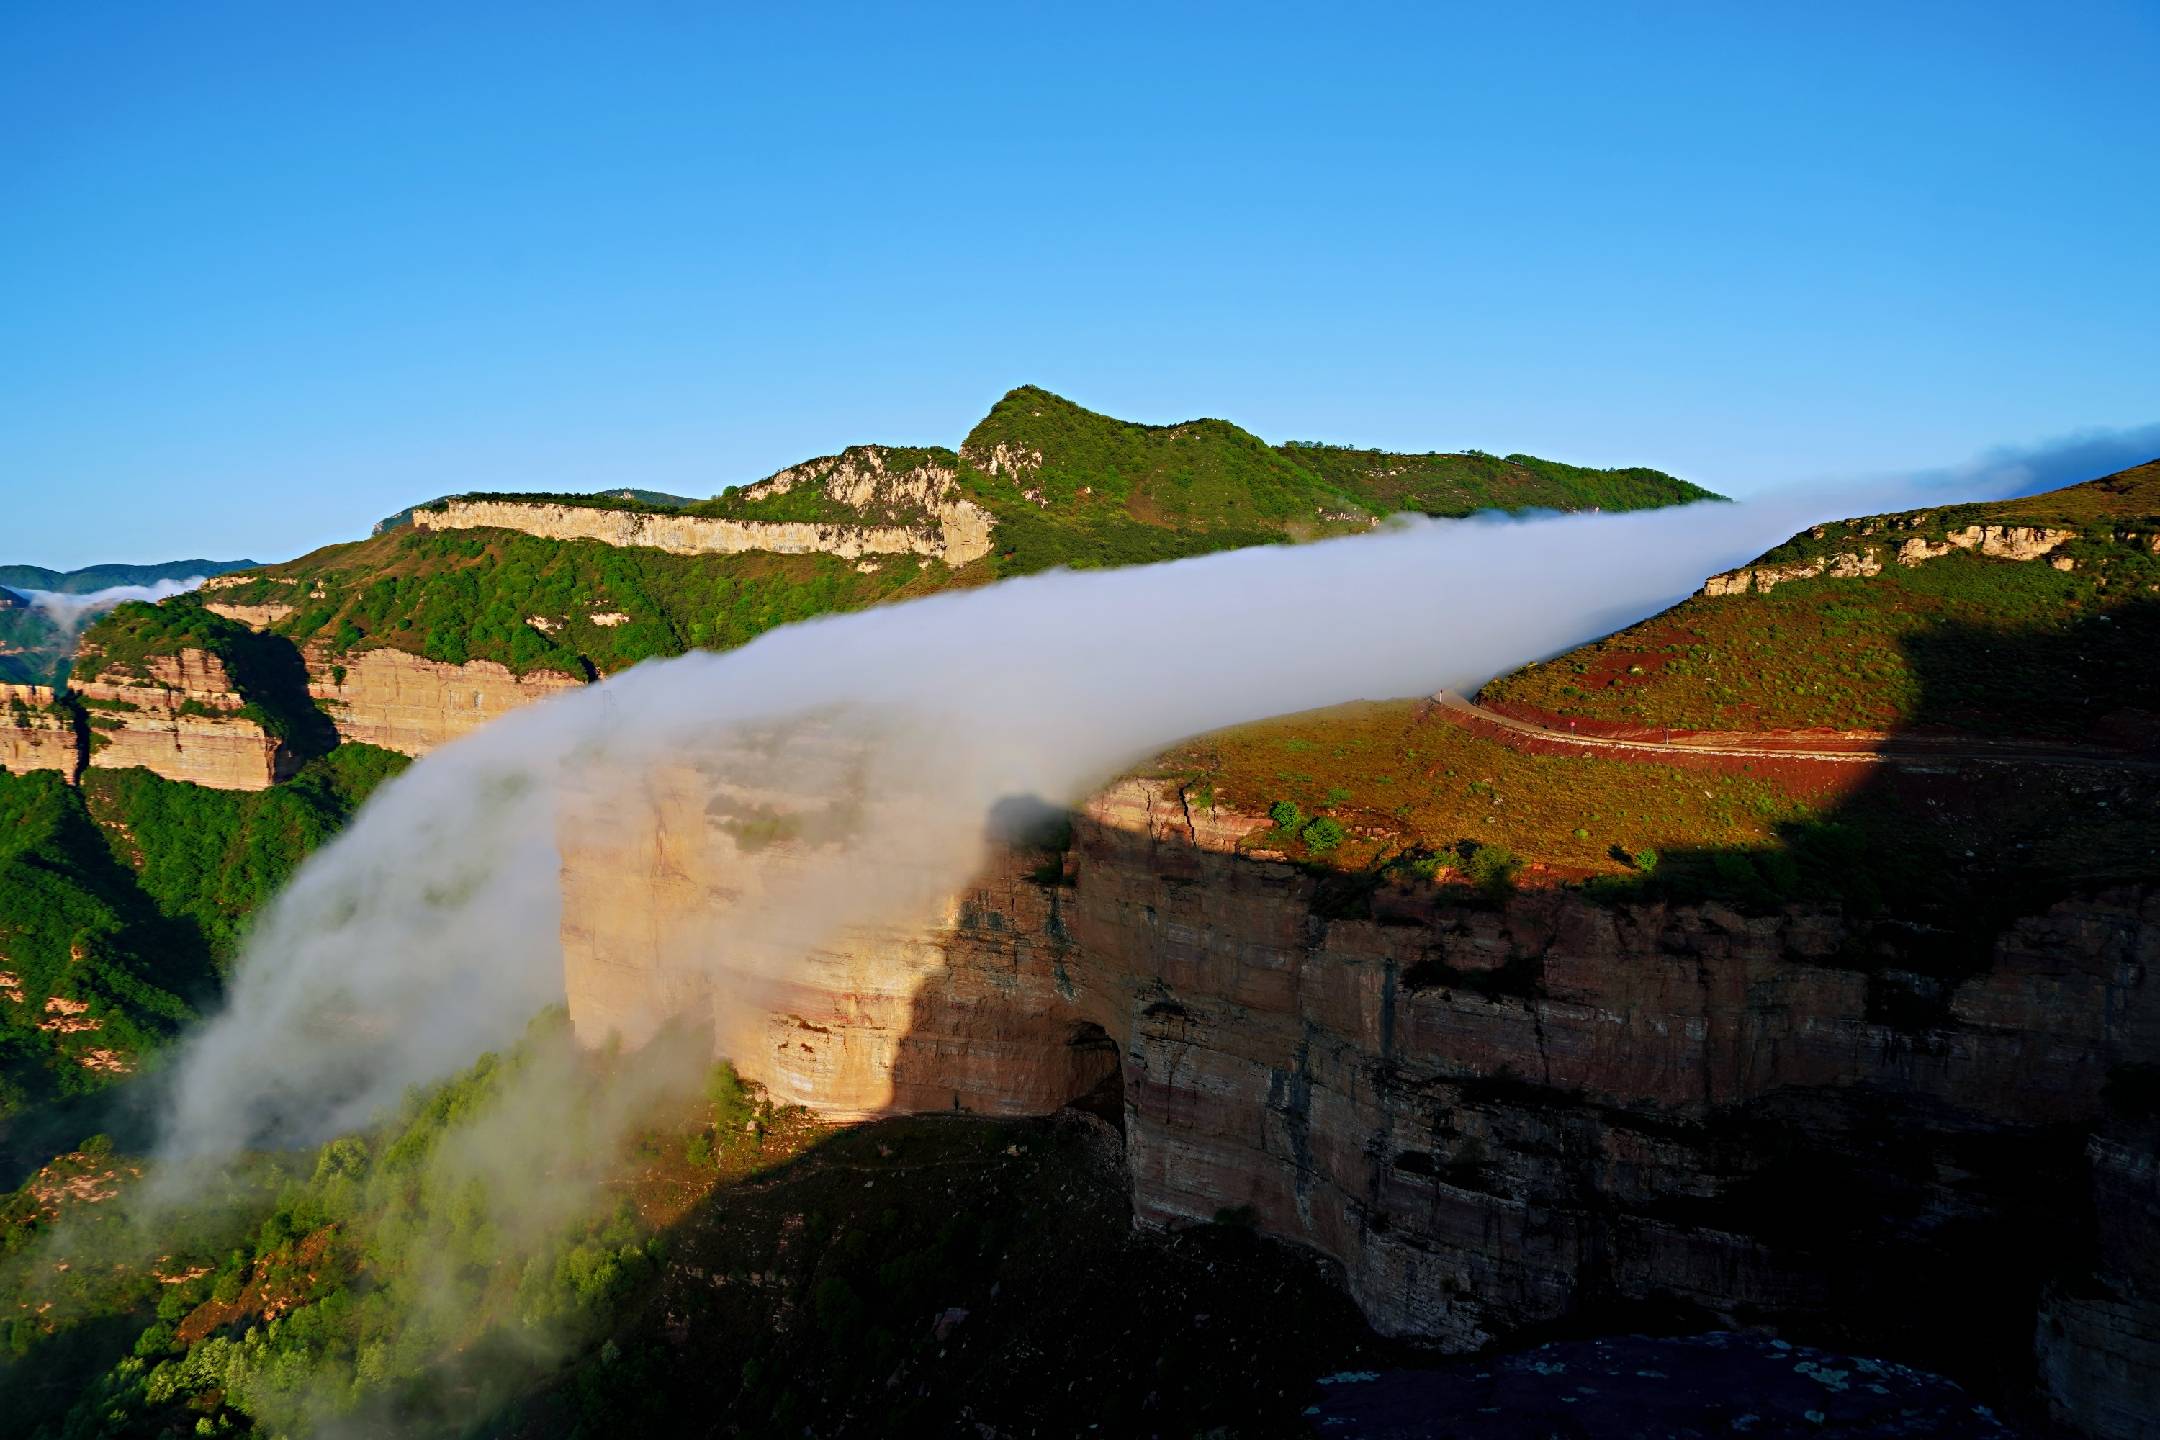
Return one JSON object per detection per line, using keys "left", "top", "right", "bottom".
{"left": 1432, "top": 691, "right": 2160, "bottom": 772}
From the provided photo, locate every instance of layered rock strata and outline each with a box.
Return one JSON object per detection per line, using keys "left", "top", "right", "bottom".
{"left": 413, "top": 458, "right": 995, "bottom": 568}
{"left": 304, "top": 643, "right": 584, "bottom": 756}
{"left": 72, "top": 650, "right": 293, "bottom": 790}
{"left": 560, "top": 772, "right": 2158, "bottom": 1435}
{"left": 1, "top": 683, "right": 82, "bottom": 780}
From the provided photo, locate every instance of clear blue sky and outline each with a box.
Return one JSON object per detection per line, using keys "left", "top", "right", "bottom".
{"left": 4, "top": 2, "right": 2155, "bottom": 569}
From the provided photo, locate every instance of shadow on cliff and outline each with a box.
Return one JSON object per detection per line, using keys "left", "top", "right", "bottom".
{"left": 0, "top": 792, "right": 215, "bottom": 1187}
{"left": 1620, "top": 595, "right": 2160, "bottom": 979}
{"left": 835, "top": 599, "right": 2160, "bottom": 1418}
{"left": 1453, "top": 599, "right": 2160, "bottom": 1400}
{"left": 225, "top": 628, "right": 340, "bottom": 763}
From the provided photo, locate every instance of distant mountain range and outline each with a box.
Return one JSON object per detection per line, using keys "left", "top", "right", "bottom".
{"left": 0, "top": 559, "right": 256, "bottom": 596}
{"left": 0, "top": 559, "right": 256, "bottom": 685}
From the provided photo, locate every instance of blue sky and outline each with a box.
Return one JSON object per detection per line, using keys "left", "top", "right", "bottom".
{"left": 4, "top": 1, "right": 2155, "bottom": 569}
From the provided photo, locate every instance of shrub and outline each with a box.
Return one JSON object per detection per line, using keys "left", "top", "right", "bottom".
{"left": 1463, "top": 842, "right": 1523, "bottom": 897}
{"left": 1299, "top": 817, "right": 1347, "bottom": 854}
{"left": 1268, "top": 799, "right": 1304, "bottom": 831}
{"left": 708, "top": 1060, "right": 754, "bottom": 1133}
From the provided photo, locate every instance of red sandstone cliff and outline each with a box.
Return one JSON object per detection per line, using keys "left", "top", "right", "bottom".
{"left": 558, "top": 772, "right": 2158, "bottom": 1436}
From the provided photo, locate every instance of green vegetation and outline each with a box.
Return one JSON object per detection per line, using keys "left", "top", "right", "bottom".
{"left": 1, "top": 1016, "right": 710, "bottom": 1437}
{"left": 0, "top": 561, "right": 254, "bottom": 596}
{"left": 0, "top": 772, "right": 201, "bottom": 1116}
{"left": 5, "top": 1061, "right": 1387, "bottom": 1438}
{"left": 958, "top": 387, "right": 1716, "bottom": 578}
{"left": 1285, "top": 440, "right": 1721, "bottom": 516}
{"left": 200, "top": 526, "right": 945, "bottom": 678}
{"left": 76, "top": 599, "right": 331, "bottom": 748}
{"left": 1148, "top": 694, "right": 2160, "bottom": 946}
{"left": 0, "top": 745, "right": 404, "bottom": 1119}
{"left": 0, "top": 562, "right": 256, "bottom": 686}
{"left": 687, "top": 446, "right": 966, "bottom": 528}
{"left": 237, "top": 386, "right": 1708, "bottom": 678}
{"left": 0, "top": 599, "right": 64, "bottom": 686}
{"left": 81, "top": 746, "right": 408, "bottom": 968}
{"left": 1485, "top": 459, "right": 2160, "bottom": 738}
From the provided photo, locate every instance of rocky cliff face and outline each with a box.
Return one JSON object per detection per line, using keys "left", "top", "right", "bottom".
{"left": 305, "top": 642, "right": 584, "bottom": 756}
{"left": 202, "top": 600, "right": 295, "bottom": 630}
{"left": 71, "top": 650, "right": 293, "bottom": 790}
{"left": 413, "top": 478, "right": 995, "bottom": 568}
{"left": 2036, "top": 1115, "right": 2160, "bottom": 1438}
{"left": 559, "top": 773, "right": 2158, "bottom": 1436}
{"left": 2, "top": 683, "right": 82, "bottom": 780}
{"left": 1703, "top": 522, "right": 2081, "bottom": 596}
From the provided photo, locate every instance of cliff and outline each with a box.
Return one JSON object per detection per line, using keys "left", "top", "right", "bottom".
{"left": 412, "top": 478, "right": 996, "bottom": 567}
{"left": 2, "top": 683, "right": 82, "bottom": 780}
{"left": 202, "top": 601, "right": 295, "bottom": 630}
{"left": 304, "top": 642, "right": 584, "bottom": 756}
{"left": 71, "top": 649, "right": 294, "bottom": 791}
{"left": 558, "top": 771, "right": 2158, "bottom": 1435}
{"left": 1702, "top": 520, "right": 2080, "bottom": 596}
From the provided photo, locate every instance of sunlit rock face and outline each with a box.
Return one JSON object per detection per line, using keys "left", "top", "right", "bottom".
{"left": 1, "top": 683, "right": 82, "bottom": 780}
{"left": 72, "top": 649, "right": 293, "bottom": 790}
{"left": 557, "top": 739, "right": 1111, "bottom": 1121}
{"left": 303, "top": 642, "right": 585, "bottom": 757}
{"left": 558, "top": 771, "right": 2158, "bottom": 1434}
{"left": 412, "top": 455, "right": 995, "bottom": 568}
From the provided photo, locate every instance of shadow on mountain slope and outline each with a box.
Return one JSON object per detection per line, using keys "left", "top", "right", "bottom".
{"left": 1631, "top": 595, "right": 2160, "bottom": 976}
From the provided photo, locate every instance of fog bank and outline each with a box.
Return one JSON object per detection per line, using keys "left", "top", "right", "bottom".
{"left": 153, "top": 466, "right": 2048, "bottom": 1166}
{"left": 4, "top": 576, "right": 208, "bottom": 634}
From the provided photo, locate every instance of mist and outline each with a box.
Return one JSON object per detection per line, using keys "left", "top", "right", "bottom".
{"left": 150, "top": 460, "right": 2076, "bottom": 1168}
{"left": 11, "top": 441, "right": 2096, "bottom": 1431}
{"left": 4, "top": 576, "right": 209, "bottom": 634}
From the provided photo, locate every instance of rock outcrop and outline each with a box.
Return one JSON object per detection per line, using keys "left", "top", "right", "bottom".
{"left": 559, "top": 772, "right": 2158, "bottom": 1435}
{"left": 1704, "top": 523, "right": 2079, "bottom": 597}
{"left": 2, "top": 683, "right": 82, "bottom": 780}
{"left": 413, "top": 452, "right": 995, "bottom": 568}
{"left": 72, "top": 650, "right": 294, "bottom": 790}
{"left": 203, "top": 601, "right": 295, "bottom": 630}
{"left": 304, "top": 643, "right": 584, "bottom": 756}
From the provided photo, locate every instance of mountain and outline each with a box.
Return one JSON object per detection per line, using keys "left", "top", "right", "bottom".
{"left": 0, "top": 560, "right": 255, "bottom": 596}
{"left": 0, "top": 559, "right": 259, "bottom": 686}
{"left": 190, "top": 385, "right": 1716, "bottom": 686}
{"left": 1481, "top": 456, "right": 2160, "bottom": 742}
{"left": 951, "top": 385, "right": 1718, "bottom": 573}
{"left": 14, "top": 431, "right": 2156, "bottom": 1438}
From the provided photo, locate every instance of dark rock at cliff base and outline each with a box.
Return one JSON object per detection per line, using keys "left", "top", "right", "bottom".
{"left": 1306, "top": 1332, "right": 2021, "bottom": 1438}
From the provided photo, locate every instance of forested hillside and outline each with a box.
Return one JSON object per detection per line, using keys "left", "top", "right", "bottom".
{"left": 193, "top": 386, "right": 1717, "bottom": 678}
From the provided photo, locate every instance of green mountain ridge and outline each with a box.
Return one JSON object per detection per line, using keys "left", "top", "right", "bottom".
{"left": 5, "top": 450, "right": 2156, "bottom": 1440}
{"left": 0, "top": 561, "right": 256, "bottom": 597}
{"left": 0, "top": 561, "right": 260, "bottom": 688}
{"left": 1482, "top": 456, "right": 2160, "bottom": 738}
{"left": 194, "top": 386, "right": 1717, "bottom": 681}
